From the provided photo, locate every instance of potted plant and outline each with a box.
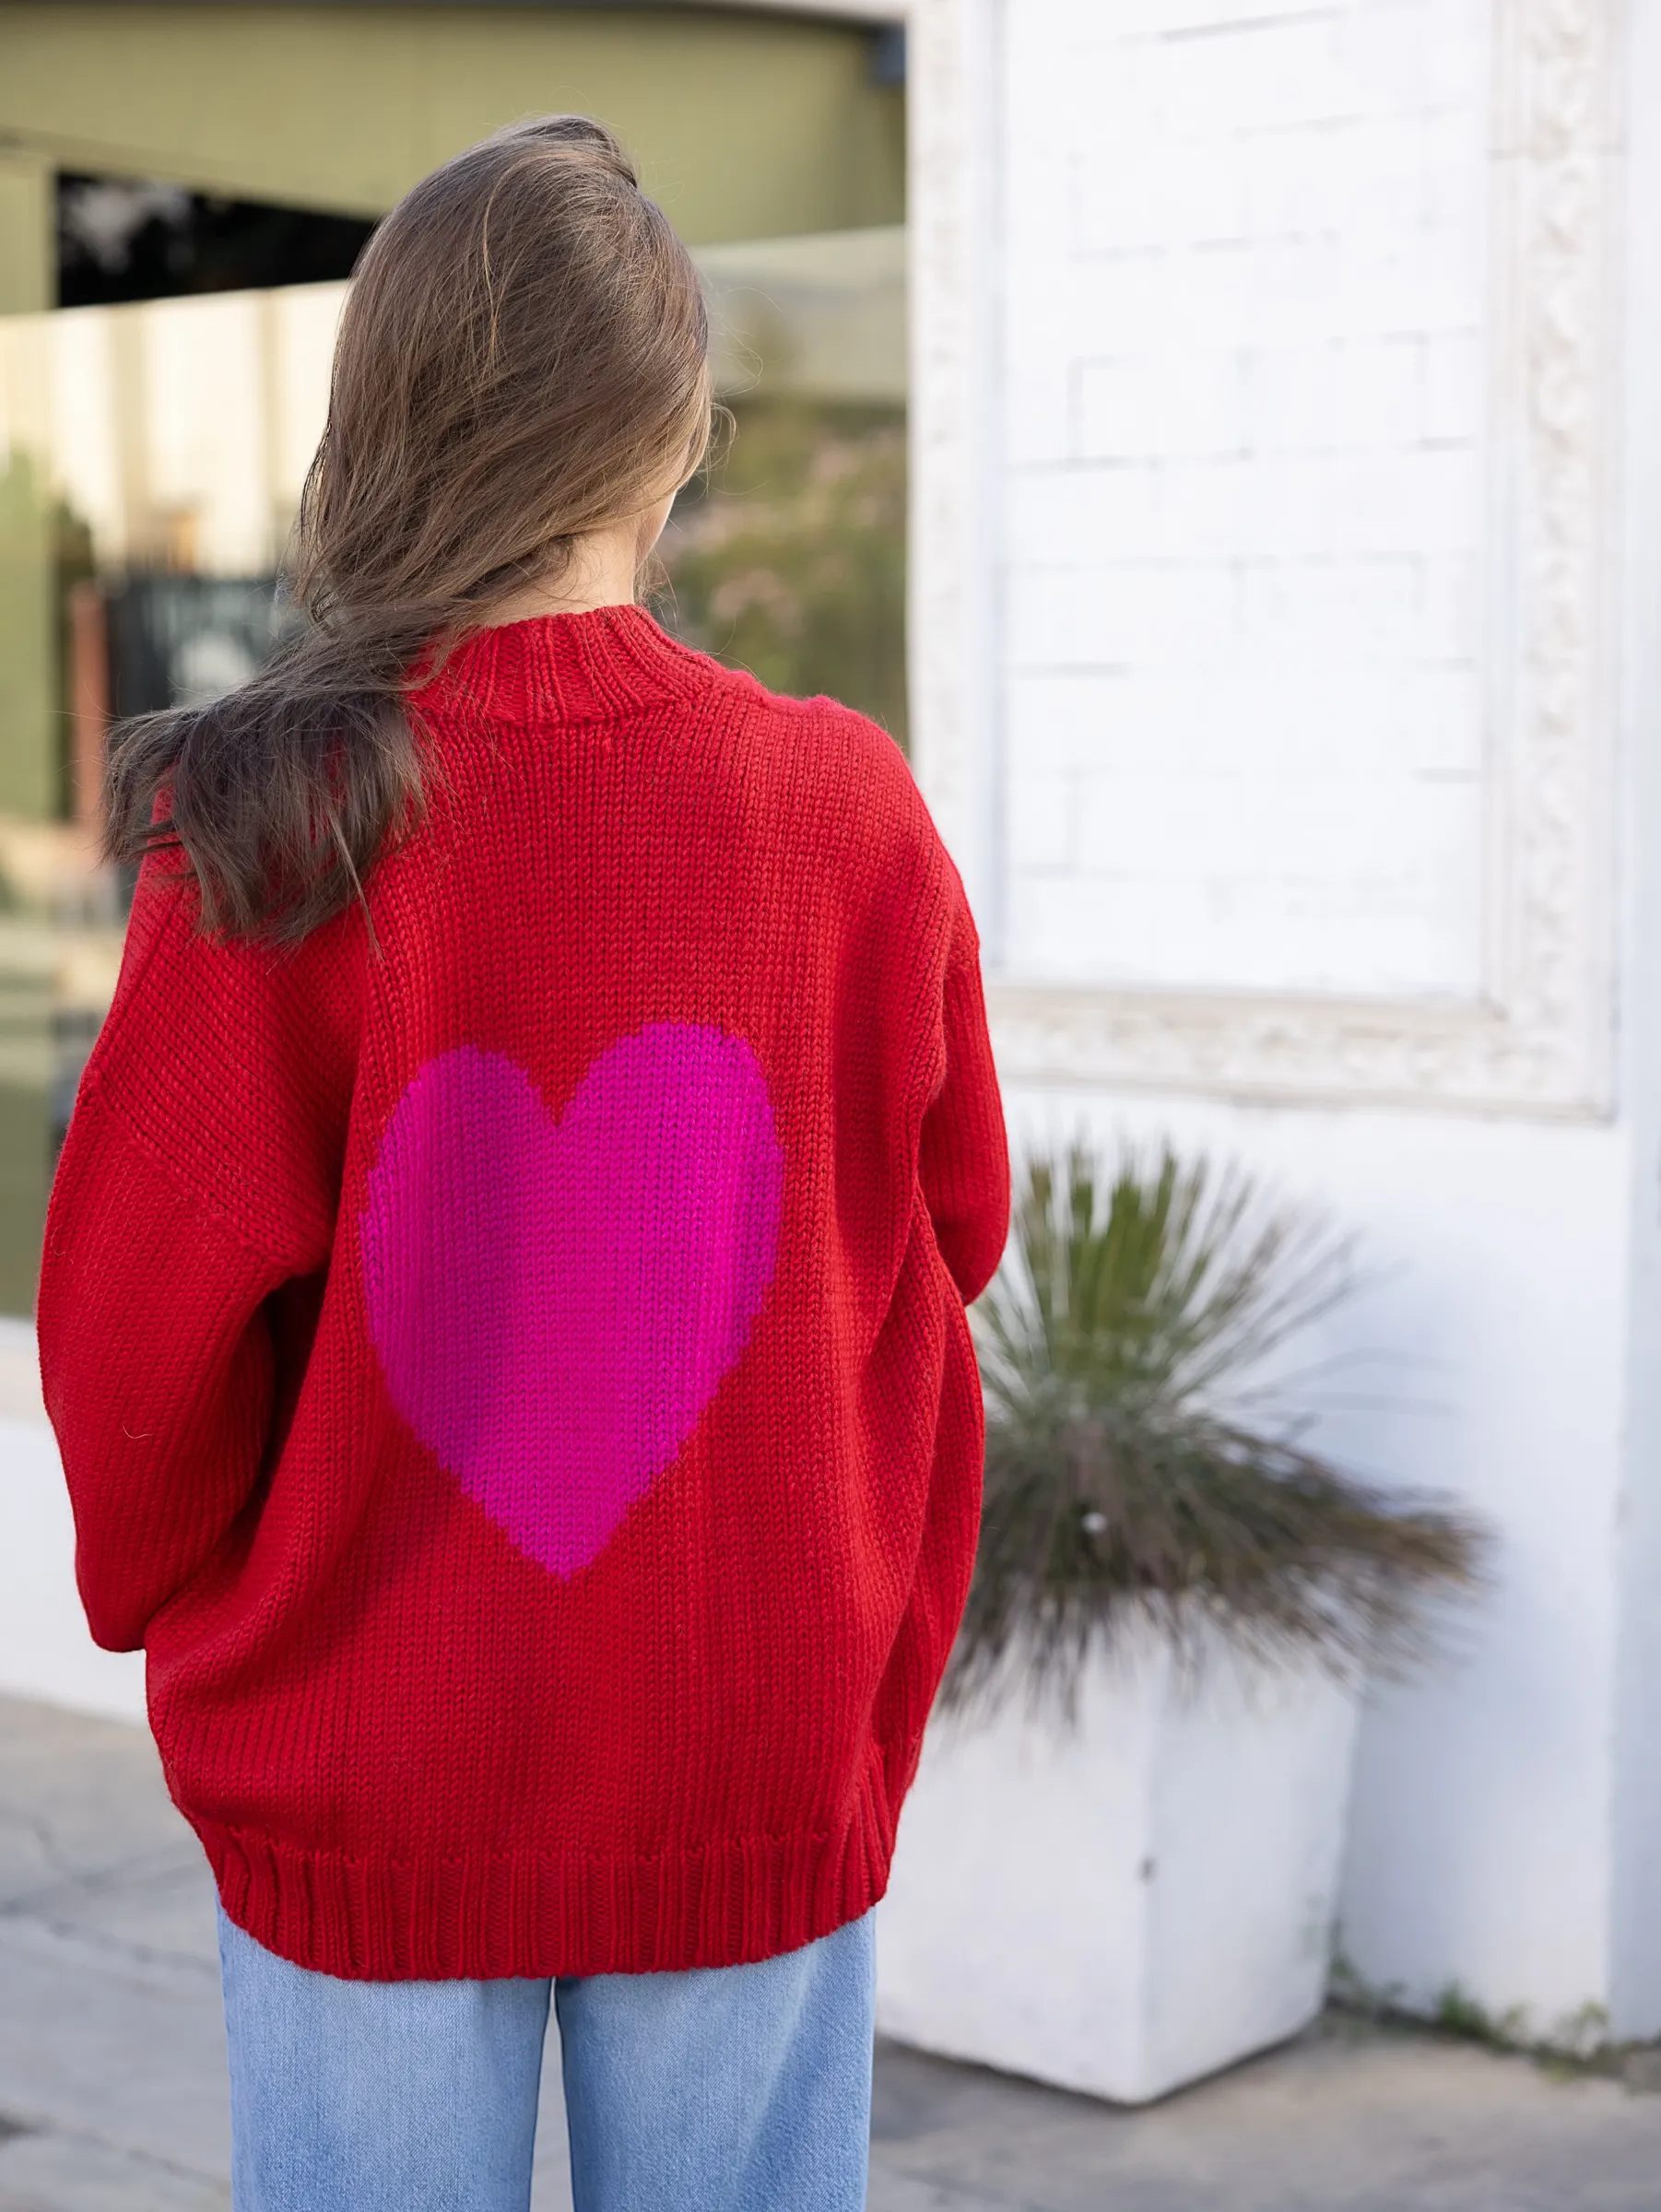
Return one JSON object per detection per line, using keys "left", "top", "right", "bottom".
{"left": 877, "top": 1144, "right": 1482, "bottom": 2104}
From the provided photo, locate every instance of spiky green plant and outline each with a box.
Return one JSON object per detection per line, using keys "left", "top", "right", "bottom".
{"left": 947, "top": 1146, "right": 1485, "bottom": 1716}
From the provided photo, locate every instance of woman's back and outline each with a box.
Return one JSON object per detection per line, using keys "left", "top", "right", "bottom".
{"left": 41, "top": 604, "right": 1008, "bottom": 1980}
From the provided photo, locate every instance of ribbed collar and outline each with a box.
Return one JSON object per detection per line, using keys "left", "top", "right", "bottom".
{"left": 414, "top": 604, "right": 708, "bottom": 724}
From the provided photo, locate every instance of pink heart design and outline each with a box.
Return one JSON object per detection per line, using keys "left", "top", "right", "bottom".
{"left": 360, "top": 1027, "right": 783, "bottom": 1577}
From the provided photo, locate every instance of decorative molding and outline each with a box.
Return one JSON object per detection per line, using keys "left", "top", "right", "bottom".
{"left": 911, "top": 0, "right": 1622, "bottom": 1116}
{"left": 983, "top": 984, "right": 1574, "bottom": 1115}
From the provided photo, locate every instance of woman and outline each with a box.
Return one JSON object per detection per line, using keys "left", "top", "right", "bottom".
{"left": 40, "top": 114, "right": 1008, "bottom": 2212}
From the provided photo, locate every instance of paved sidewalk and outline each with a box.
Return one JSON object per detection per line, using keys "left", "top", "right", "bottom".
{"left": 4, "top": 1696, "right": 1661, "bottom": 2211}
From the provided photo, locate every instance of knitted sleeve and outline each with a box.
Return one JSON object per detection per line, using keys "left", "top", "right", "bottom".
{"left": 38, "top": 1101, "right": 293, "bottom": 1650}
{"left": 37, "top": 860, "right": 361, "bottom": 1651}
{"left": 918, "top": 888, "right": 1010, "bottom": 1306}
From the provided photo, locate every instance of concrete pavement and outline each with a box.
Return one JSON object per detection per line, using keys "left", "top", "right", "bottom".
{"left": 3, "top": 1693, "right": 1661, "bottom": 2211}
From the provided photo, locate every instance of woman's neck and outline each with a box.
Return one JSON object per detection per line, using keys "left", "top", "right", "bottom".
{"left": 483, "top": 496, "right": 674, "bottom": 628}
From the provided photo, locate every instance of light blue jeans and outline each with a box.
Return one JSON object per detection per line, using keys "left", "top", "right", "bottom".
{"left": 218, "top": 1905, "right": 876, "bottom": 2212}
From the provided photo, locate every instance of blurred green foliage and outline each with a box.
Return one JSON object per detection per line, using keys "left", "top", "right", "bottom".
{"left": 654, "top": 398, "right": 907, "bottom": 748}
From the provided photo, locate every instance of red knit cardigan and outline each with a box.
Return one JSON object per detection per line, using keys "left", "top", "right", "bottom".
{"left": 38, "top": 607, "right": 1010, "bottom": 1981}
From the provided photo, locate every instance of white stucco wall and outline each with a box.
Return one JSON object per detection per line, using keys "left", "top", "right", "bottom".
{"left": 912, "top": 0, "right": 1661, "bottom": 2034}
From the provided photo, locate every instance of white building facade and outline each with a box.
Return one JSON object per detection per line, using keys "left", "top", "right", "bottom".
{"left": 910, "top": 0, "right": 1661, "bottom": 2036}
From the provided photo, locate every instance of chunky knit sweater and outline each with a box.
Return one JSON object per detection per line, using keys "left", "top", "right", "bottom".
{"left": 38, "top": 606, "right": 1009, "bottom": 1982}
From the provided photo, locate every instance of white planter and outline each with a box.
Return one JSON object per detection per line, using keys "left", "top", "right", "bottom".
{"left": 877, "top": 1629, "right": 1362, "bottom": 2104}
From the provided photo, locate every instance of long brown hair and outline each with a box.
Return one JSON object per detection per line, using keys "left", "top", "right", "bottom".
{"left": 104, "top": 115, "right": 713, "bottom": 941}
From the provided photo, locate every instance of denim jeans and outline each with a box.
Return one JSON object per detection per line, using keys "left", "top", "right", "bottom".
{"left": 218, "top": 1905, "right": 876, "bottom": 2212}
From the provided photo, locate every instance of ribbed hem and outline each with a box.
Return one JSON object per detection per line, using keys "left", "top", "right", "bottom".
{"left": 194, "top": 1764, "right": 895, "bottom": 1982}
